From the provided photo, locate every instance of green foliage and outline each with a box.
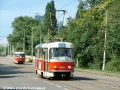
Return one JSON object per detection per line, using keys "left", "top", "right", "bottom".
{"left": 106, "top": 55, "right": 120, "bottom": 72}
{"left": 7, "top": 0, "right": 120, "bottom": 72}
{"left": 66, "top": 0, "right": 120, "bottom": 72}
{"left": 43, "top": 0, "right": 57, "bottom": 38}
{"left": 76, "top": 0, "right": 87, "bottom": 19}
{"left": 86, "top": 0, "right": 101, "bottom": 7}
{"left": 105, "top": 0, "right": 120, "bottom": 72}
{"left": 7, "top": 16, "right": 43, "bottom": 54}
{"left": 8, "top": 0, "right": 57, "bottom": 55}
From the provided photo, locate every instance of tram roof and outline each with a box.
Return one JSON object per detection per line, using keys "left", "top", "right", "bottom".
{"left": 35, "top": 41, "right": 74, "bottom": 49}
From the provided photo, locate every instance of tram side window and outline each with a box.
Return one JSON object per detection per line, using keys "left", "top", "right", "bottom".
{"left": 49, "top": 48, "right": 58, "bottom": 59}
{"left": 36, "top": 49, "right": 39, "bottom": 58}
{"left": 49, "top": 48, "right": 53, "bottom": 59}
{"left": 39, "top": 48, "right": 44, "bottom": 59}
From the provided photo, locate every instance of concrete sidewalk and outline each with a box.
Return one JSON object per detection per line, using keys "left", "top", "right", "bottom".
{"left": 75, "top": 68, "right": 120, "bottom": 78}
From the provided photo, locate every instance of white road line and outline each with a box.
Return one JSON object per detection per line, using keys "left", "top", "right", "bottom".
{"left": 34, "top": 77, "right": 38, "bottom": 79}
{"left": 49, "top": 82, "right": 54, "bottom": 85}
{"left": 64, "top": 88, "right": 70, "bottom": 90}
{"left": 43, "top": 80, "right": 47, "bottom": 82}
{"left": 55, "top": 85, "right": 61, "bottom": 88}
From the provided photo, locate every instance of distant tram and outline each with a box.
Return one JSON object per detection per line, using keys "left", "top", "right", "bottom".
{"left": 35, "top": 41, "right": 74, "bottom": 80}
{"left": 13, "top": 52, "right": 25, "bottom": 64}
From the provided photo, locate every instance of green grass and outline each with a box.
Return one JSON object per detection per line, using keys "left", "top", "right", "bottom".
{"left": 75, "top": 67, "right": 120, "bottom": 74}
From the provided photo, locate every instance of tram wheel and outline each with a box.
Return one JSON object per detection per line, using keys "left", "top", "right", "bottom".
{"left": 48, "top": 77, "right": 53, "bottom": 80}
{"left": 40, "top": 72, "right": 43, "bottom": 78}
{"left": 23, "top": 61, "right": 25, "bottom": 64}
{"left": 65, "top": 77, "right": 70, "bottom": 80}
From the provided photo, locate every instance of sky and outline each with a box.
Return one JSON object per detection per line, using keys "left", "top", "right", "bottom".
{"left": 0, "top": 0, "right": 79, "bottom": 44}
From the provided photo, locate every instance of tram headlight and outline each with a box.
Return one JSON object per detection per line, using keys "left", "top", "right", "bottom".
{"left": 54, "top": 66, "right": 57, "bottom": 69}
{"left": 68, "top": 66, "right": 71, "bottom": 69}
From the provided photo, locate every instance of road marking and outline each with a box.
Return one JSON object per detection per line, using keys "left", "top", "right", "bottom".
{"left": 34, "top": 77, "right": 38, "bottom": 79}
{"left": 33, "top": 78, "right": 67, "bottom": 90}
{"left": 102, "top": 85, "right": 119, "bottom": 89}
{"left": 64, "top": 88, "right": 70, "bottom": 90}
{"left": 43, "top": 80, "right": 47, "bottom": 82}
{"left": 49, "top": 82, "right": 54, "bottom": 85}
{"left": 55, "top": 85, "right": 61, "bottom": 88}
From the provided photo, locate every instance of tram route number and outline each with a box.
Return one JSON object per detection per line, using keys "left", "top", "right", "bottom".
{"left": 58, "top": 43, "right": 66, "bottom": 48}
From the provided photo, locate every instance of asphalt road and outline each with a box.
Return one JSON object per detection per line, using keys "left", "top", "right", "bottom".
{"left": 0, "top": 56, "right": 120, "bottom": 90}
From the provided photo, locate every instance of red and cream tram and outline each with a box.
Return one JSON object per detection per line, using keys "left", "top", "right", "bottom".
{"left": 35, "top": 41, "right": 74, "bottom": 80}
{"left": 13, "top": 52, "right": 25, "bottom": 64}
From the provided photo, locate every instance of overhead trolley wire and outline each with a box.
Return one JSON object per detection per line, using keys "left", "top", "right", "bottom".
{"left": 58, "top": 0, "right": 76, "bottom": 10}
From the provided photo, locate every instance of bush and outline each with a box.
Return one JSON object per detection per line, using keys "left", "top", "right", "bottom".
{"left": 106, "top": 56, "right": 120, "bottom": 72}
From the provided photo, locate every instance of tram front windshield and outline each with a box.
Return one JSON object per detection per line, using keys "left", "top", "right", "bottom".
{"left": 15, "top": 54, "right": 25, "bottom": 58}
{"left": 50, "top": 48, "right": 73, "bottom": 60}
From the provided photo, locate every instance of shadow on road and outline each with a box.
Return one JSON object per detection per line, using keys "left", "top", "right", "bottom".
{"left": 45, "top": 76, "right": 97, "bottom": 81}
{"left": 0, "top": 75, "right": 17, "bottom": 78}
{"left": 73, "top": 76, "right": 97, "bottom": 81}
{"left": 0, "top": 63, "right": 32, "bottom": 77}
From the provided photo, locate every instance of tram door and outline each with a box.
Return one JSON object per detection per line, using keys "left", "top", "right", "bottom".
{"left": 44, "top": 48, "right": 48, "bottom": 77}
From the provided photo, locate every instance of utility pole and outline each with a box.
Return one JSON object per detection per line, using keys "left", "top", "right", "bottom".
{"left": 102, "top": 8, "right": 107, "bottom": 71}
{"left": 40, "top": 28, "right": 42, "bottom": 44}
{"left": 23, "top": 25, "right": 27, "bottom": 53}
{"left": 54, "top": 10, "right": 67, "bottom": 41}
{"left": 10, "top": 43, "right": 11, "bottom": 55}
{"left": 32, "top": 27, "right": 34, "bottom": 59}
{"left": 56, "top": 10, "right": 67, "bottom": 26}
{"left": 23, "top": 26, "right": 25, "bottom": 53}
{"left": 8, "top": 44, "right": 9, "bottom": 55}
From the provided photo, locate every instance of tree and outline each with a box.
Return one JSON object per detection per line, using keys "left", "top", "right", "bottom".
{"left": 67, "top": 0, "right": 112, "bottom": 69}
{"left": 105, "top": 0, "right": 120, "bottom": 71}
{"left": 43, "top": 0, "right": 57, "bottom": 40}
{"left": 7, "top": 16, "right": 42, "bottom": 54}
{"left": 76, "top": 0, "right": 87, "bottom": 19}
{"left": 86, "top": 0, "right": 101, "bottom": 7}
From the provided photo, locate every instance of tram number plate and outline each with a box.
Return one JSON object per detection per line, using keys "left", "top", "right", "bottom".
{"left": 60, "top": 66, "right": 65, "bottom": 69}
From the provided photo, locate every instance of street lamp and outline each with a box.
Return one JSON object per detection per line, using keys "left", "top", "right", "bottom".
{"left": 0, "top": 39, "right": 2, "bottom": 54}
{"left": 40, "top": 29, "right": 42, "bottom": 44}
{"left": 102, "top": 8, "right": 107, "bottom": 71}
{"left": 31, "top": 27, "right": 34, "bottom": 59}
{"left": 23, "top": 25, "right": 34, "bottom": 59}
{"left": 23, "top": 25, "right": 27, "bottom": 53}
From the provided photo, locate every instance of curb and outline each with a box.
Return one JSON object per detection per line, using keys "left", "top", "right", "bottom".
{"left": 75, "top": 68, "right": 120, "bottom": 78}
